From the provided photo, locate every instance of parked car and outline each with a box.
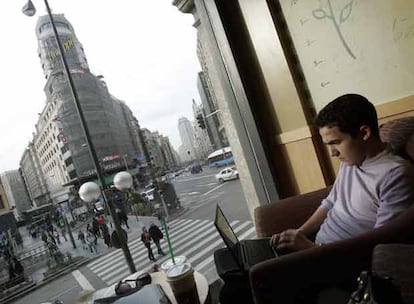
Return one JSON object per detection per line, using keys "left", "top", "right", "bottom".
{"left": 215, "top": 166, "right": 239, "bottom": 183}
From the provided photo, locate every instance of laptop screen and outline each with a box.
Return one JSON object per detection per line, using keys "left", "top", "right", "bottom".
{"left": 214, "top": 205, "right": 239, "bottom": 254}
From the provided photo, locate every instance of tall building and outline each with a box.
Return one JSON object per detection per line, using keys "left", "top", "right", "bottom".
{"left": 141, "top": 129, "right": 168, "bottom": 175}
{"left": 20, "top": 141, "right": 50, "bottom": 207}
{"left": 197, "top": 71, "right": 228, "bottom": 149}
{"left": 0, "top": 170, "right": 32, "bottom": 219}
{"left": 20, "top": 14, "right": 147, "bottom": 206}
{"left": 178, "top": 117, "right": 198, "bottom": 161}
{"left": 158, "top": 135, "right": 179, "bottom": 171}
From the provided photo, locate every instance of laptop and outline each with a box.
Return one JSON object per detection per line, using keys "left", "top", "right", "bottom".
{"left": 214, "top": 205, "right": 278, "bottom": 272}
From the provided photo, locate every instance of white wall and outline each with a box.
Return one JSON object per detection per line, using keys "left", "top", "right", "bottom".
{"left": 280, "top": 0, "right": 414, "bottom": 109}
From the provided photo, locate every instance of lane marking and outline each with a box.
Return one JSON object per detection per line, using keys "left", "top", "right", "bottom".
{"left": 100, "top": 220, "right": 210, "bottom": 281}
{"left": 202, "top": 183, "right": 225, "bottom": 196}
{"left": 104, "top": 221, "right": 237, "bottom": 285}
{"left": 174, "top": 174, "right": 216, "bottom": 183}
{"left": 72, "top": 270, "right": 95, "bottom": 291}
{"left": 181, "top": 192, "right": 200, "bottom": 196}
{"left": 53, "top": 285, "right": 78, "bottom": 299}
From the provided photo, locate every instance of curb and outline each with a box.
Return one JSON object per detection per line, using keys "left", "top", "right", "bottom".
{"left": 0, "top": 256, "right": 91, "bottom": 304}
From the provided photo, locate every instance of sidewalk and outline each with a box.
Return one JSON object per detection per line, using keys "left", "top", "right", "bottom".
{"left": 17, "top": 207, "right": 188, "bottom": 281}
{"left": 0, "top": 207, "right": 194, "bottom": 304}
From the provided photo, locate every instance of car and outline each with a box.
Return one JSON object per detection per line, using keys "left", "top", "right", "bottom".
{"left": 191, "top": 164, "right": 203, "bottom": 174}
{"left": 94, "top": 201, "right": 105, "bottom": 214}
{"left": 215, "top": 166, "right": 239, "bottom": 183}
{"left": 141, "top": 190, "right": 155, "bottom": 201}
{"left": 140, "top": 183, "right": 156, "bottom": 202}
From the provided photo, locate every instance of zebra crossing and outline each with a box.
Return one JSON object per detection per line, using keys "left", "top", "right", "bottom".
{"left": 86, "top": 217, "right": 256, "bottom": 285}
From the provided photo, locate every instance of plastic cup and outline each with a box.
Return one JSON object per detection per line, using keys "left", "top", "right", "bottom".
{"left": 166, "top": 263, "right": 200, "bottom": 304}
{"left": 161, "top": 255, "right": 186, "bottom": 273}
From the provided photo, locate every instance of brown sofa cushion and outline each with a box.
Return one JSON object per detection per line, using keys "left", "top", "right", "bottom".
{"left": 372, "top": 244, "right": 414, "bottom": 303}
{"left": 380, "top": 117, "right": 414, "bottom": 160}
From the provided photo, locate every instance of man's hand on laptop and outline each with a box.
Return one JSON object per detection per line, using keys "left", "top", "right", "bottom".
{"left": 270, "top": 229, "right": 317, "bottom": 253}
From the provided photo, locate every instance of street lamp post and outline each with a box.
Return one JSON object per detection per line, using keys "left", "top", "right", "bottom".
{"left": 113, "top": 171, "right": 133, "bottom": 216}
{"left": 23, "top": 0, "right": 136, "bottom": 273}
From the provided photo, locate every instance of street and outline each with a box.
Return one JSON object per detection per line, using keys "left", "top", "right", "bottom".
{"left": 172, "top": 167, "right": 252, "bottom": 222}
{"left": 12, "top": 166, "right": 255, "bottom": 304}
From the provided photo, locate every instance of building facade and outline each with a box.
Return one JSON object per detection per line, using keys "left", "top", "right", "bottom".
{"left": 20, "top": 142, "right": 50, "bottom": 207}
{"left": 141, "top": 129, "right": 165, "bottom": 175}
{"left": 178, "top": 117, "right": 198, "bottom": 161}
{"left": 0, "top": 171, "right": 32, "bottom": 219}
{"left": 197, "top": 71, "right": 228, "bottom": 150}
{"left": 158, "top": 136, "right": 179, "bottom": 171}
{"left": 22, "top": 13, "right": 147, "bottom": 206}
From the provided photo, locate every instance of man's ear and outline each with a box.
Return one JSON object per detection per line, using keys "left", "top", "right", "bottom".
{"left": 360, "top": 125, "right": 372, "bottom": 141}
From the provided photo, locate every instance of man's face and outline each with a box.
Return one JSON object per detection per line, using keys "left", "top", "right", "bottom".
{"left": 319, "top": 126, "right": 366, "bottom": 166}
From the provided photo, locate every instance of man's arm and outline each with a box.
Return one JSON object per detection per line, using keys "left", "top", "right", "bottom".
{"left": 269, "top": 206, "right": 328, "bottom": 252}
{"left": 376, "top": 165, "right": 414, "bottom": 227}
{"left": 298, "top": 206, "right": 329, "bottom": 236}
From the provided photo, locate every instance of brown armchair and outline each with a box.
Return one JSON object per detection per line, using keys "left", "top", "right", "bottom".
{"left": 250, "top": 117, "right": 414, "bottom": 304}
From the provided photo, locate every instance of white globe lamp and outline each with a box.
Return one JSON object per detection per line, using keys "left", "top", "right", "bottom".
{"left": 114, "top": 171, "right": 133, "bottom": 191}
{"left": 79, "top": 182, "right": 101, "bottom": 203}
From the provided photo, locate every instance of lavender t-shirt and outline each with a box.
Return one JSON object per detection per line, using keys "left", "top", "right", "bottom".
{"left": 315, "top": 150, "right": 414, "bottom": 244}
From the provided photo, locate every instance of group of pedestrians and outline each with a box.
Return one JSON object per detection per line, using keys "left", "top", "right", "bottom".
{"left": 78, "top": 214, "right": 112, "bottom": 253}
{"left": 140, "top": 223, "right": 165, "bottom": 261}
{"left": 40, "top": 225, "right": 66, "bottom": 246}
{"left": 0, "top": 232, "right": 24, "bottom": 282}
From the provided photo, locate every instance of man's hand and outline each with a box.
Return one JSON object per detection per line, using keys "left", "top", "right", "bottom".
{"left": 270, "top": 229, "right": 317, "bottom": 252}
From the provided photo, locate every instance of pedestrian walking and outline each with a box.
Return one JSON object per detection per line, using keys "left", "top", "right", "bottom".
{"left": 148, "top": 223, "right": 165, "bottom": 256}
{"left": 97, "top": 214, "right": 105, "bottom": 227}
{"left": 86, "top": 231, "right": 97, "bottom": 254}
{"left": 60, "top": 226, "right": 68, "bottom": 242}
{"left": 78, "top": 230, "right": 88, "bottom": 250}
{"left": 86, "top": 223, "right": 93, "bottom": 234}
{"left": 41, "top": 230, "right": 48, "bottom": 243}
{"left": 140, "top": 226, "right": 155, "bottom": 261}
{"left": 48, "top": 231, "right": 56, "bottom": 245}
{"left": 53, "top": 229, "right": 61, "bottom": 244}
{"left": 101, "top": 224, "right": 112, "bottom": 248}
{"left": 116, "top": 208, "right": 130, "bottom": 229}
{"left": 12, "top": 256, "right": 24, "bottom": 277}
{"left": 92, "top": 218, "right": 101, "bottom": 238}
{"left": 7, "top": 260, "right": 15, "bottom": 281}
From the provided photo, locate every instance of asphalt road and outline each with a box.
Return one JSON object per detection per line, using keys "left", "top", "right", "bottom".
{"left": 172, "top": 166, "right": 252, "bottom": 222}
{"left": 13, "top": 166, "right": 254, "bottom": 304}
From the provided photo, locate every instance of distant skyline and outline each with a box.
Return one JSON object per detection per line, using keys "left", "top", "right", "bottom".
{"left": 0, "top": 1, "right": 201, "bottom": 172}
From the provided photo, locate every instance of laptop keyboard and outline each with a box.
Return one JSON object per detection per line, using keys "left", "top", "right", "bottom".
{"left": 244, "top": 239, "right": 276, "bottom": 266}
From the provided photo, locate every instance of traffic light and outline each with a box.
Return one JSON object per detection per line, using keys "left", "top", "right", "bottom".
{"left": 196, "top": 114, "right": 206, "bottom": 129}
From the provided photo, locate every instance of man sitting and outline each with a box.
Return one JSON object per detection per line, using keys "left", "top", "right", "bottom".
{"left": 271, "top": 94, "right": 414, "bottom": 253}
{"left": 220, "top": 94, "right": 414, "bottom": 304}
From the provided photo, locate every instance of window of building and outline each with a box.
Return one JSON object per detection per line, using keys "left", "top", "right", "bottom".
{"left": 69, "top": 170, "right": 77, "bottom": 180}
{"left": 64, "top": 157, "right": 73, "bottom": 167}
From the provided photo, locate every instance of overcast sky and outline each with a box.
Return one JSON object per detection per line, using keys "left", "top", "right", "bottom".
{"left": 0, "top": 1, "right": 201, "bottom": 172}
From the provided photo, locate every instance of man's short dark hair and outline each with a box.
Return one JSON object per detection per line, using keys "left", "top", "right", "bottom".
{"left": 314, "top": 94, "right": 379, "bottom": 138}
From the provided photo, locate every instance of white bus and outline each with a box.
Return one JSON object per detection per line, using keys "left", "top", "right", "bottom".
{"left": 207, "top": 147, "right": 234, "bottom": 168}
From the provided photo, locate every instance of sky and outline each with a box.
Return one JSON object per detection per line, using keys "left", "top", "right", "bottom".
{"left": 0, "top": 1, "right": 201, "bottom": 172}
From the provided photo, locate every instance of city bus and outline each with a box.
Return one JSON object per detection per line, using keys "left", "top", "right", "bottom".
{"left": 207, "top": 147, "right": 234, "bottom": 168}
